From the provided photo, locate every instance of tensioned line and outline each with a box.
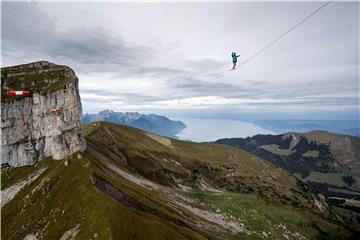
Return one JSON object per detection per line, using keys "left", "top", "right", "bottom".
{"left": 193, "top": 1, "right": 333, "bottom": 80}
{"left": 237, "top": 1, "right": 333, "bottom": 68}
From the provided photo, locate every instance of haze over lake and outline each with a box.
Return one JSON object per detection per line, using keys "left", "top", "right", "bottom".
{"left": 175, "top": 118, "right": 275, "bottom": 142}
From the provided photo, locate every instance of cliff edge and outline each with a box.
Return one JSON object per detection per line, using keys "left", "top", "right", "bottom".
{"left": 1, "top": 61, "right": 86, "bottom": 167}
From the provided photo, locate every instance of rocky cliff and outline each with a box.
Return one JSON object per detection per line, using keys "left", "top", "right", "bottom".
{"left": 1, "top": 61, "right": 86, "bottom": 167}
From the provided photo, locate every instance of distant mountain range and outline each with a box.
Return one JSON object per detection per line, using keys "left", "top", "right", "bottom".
{"left": 252, "top": 119, "right": 360, "bottom": 137}
{"left": 213, "top": 131, "right": 360, "bottom": 176}
{"left": 83, "top": 110, "right": 186, "bottom": 138}
{"left": 212, "top": 130, "right": 360, "bottom": 230}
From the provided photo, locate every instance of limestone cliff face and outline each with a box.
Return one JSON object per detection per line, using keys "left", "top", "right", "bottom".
{"left": 1, "top": 61, "right": 86, "bottom": 167}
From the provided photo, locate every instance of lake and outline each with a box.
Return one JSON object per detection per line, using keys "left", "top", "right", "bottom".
{"left": 174, "top": 117, "right": 275, "bottom": 142}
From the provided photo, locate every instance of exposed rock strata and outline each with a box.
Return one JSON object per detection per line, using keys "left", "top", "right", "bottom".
{"left": 1, "top": 61, "right": 86, "bottom": 167}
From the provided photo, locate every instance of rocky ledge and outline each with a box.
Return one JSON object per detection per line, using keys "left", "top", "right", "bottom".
{"left": 1, "top": 61, "right": 86, "bottom": 167}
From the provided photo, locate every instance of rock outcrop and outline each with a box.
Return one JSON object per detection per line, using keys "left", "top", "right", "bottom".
{"left": 1, "top": 61, "right": 86, "bottom": 167}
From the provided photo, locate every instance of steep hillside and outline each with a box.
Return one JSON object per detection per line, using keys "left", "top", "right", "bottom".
{"left": 1, "top": 61, "right": 86, "bottom": 167}
{"left": 213, "top": 131, "right": 360, "bottom": 229}
{"left": 1, "top": 122, "right": 355, "bottom": 240}
{"left": 83, "top": 110, "right": 186, "bottom": 137}
{"left": 213, "top": 131, "right": 360, "bottom": 176}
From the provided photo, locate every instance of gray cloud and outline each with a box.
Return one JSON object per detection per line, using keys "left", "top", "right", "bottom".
{"left": 80, "top": 89, "right": 170, "bottom": 103}
{"left": 174, "top": 77, "right": 256, "bottom": 97}
{"left": 2, "top": 2, "right": 153, "bottom": 72}
{"left": 49, "top": 29, "right": 153, "bottom": 66}
{"left": 1, "top": 2, "right": 358, "bottom": 116}
{"left": 2, "top": 3, "right": 55, "bottom": 52}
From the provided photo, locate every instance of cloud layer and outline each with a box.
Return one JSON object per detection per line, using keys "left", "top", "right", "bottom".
{"left": 2, "top": 2, "right": 359, "bottom": 116}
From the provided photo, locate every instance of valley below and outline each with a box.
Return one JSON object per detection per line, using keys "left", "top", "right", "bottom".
{"left": 213, "top": 130, "right": 360, "bottom": 232}
{"left": 1, "top": 122, "right": 357, "bottom": 239}
{"left": 1, "top": 61, "right": 358, "bottom": 240}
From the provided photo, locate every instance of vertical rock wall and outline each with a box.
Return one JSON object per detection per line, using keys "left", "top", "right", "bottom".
{"left": 1, "top": 61, "right": 86, "bottom": 167}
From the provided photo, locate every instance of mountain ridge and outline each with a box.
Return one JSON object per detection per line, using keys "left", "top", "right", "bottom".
{"left": 83, "top": 110, "right": 186, "bottom": 138}
{"left": 212, "top": 130, "right": 360, "bottom": 230}
{"left": 212, "top": 130, "right": 360, "bottom": 176}
{"left": 2, "top": 121, "right": 355, "bottom": 239}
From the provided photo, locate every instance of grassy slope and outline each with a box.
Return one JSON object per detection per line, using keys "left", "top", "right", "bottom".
{"left": 1, "top": 122, "right": 354, "bottom": 239}
{"left": 1, "top": 156, "right": 206, "bottom": 240}
{"left": 1, "top": 62, "right": 75, "bottom": 102}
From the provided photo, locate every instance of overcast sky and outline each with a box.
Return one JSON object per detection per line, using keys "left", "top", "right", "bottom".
{"left": 2, "top": 1, "right": 359, "bottom": 119}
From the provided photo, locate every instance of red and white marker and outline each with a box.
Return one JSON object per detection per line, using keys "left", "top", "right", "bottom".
{"left": 7, "top": 91, "right": 30, "bottom": 96}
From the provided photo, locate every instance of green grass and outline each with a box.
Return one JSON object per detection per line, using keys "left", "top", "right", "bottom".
{"left": 302, "top": 151, "right": 320, "bottom": 158}
{"left": 259, "top": 144, "right": 293, "bottom": 156}
{"left": 1, "top": 154, "right": 208, "bottom": 240}
{"left": 1, "top": 121, "right": 355, "bottom": 239}
{"left": 1, "top": 163, "right": 43, "bottom": 189}
{"left": 1, "top": 64, "right": 74, "bottom": 102}
{"left": 87, "top": 122, "right": 301, "bottom": 192}
{"left": 328, "top": 187, "right": 360, "bottom": 196}
{"left": 184, "top": 191, "right": 350, "bottom": 240}
{"left": 302, "top": 171, "right": 360, "bottom": 190}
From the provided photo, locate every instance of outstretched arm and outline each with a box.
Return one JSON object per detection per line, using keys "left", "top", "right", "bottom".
{"left": 237, "top": 55, "right": 241, "bottom": 57}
